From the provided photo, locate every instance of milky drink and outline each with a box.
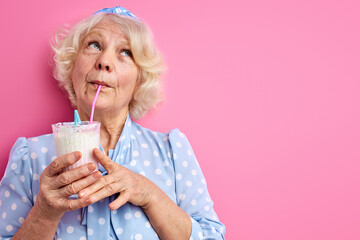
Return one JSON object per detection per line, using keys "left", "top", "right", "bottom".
{"left": 52, "top": 121, "right": 100, "bottom": 172}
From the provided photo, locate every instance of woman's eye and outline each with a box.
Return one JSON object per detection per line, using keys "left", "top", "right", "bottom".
{"left": 120, "top": 49, "right": 133, "bottom": 58}
{"left": 88, "top": 42, "right": 101, "bottom": 50}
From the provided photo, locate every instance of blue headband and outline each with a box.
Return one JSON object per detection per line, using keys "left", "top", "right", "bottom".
{"left": 93, "top": 6, "right": 139, "bottom": 20}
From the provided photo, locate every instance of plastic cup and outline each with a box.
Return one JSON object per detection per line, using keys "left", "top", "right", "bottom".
{"left": 52, "top": 121, "right": 100, "bottom": 172}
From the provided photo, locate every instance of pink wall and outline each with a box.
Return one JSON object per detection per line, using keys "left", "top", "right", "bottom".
{"left": 1, "top": 0, "right": 360, "bottom": 239}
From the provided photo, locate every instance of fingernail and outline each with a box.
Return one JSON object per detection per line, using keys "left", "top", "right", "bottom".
{"left": 78, "top": 191, "right": 85, "bottom": 197}
{"left": 88, "top": 163, "right": 96, "bottom": 171}
{"left": 93, "top": 171, "right": 101, "bottom": 178}
{"left": 93, "top": 148, "right": 100, "bottom": 156}
{"left": 73, "top": 152, "right": 81, "bottom": 159}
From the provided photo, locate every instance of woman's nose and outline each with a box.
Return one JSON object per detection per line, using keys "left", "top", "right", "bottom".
{"left": 95, "top": 52, "right": 113, "bottom": 72}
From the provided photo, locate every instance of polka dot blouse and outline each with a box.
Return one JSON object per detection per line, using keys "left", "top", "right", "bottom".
{"left": 0, "top": 115, "right": 225, "bottom": 239}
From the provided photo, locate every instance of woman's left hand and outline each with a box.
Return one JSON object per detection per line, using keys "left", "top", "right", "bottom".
{"left": 78, "top": 148, "right": 156, "bottom": 210}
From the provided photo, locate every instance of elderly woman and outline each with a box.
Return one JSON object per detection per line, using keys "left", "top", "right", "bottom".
{"left": 0, "top": 6, "right": 225, "bottom": 240}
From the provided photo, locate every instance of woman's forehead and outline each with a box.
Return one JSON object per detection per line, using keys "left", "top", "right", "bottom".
{"left": 90, "top": 19, "right": 124, "bottom": 36}
{"left": 84, "top": 20, "right": 129, "bottom": 44}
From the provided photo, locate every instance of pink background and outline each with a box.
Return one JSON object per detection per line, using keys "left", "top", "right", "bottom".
{"left": 1, "top": 0, "right": 360, "bottom": 239}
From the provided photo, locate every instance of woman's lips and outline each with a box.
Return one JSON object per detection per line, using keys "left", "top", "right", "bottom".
{"left": 89, "top": 80, "right": 110, "bottom": 89}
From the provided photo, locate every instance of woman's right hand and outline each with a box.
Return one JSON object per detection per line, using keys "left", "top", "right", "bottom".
{"left": 33, "top": 151, "right": 102, "bottom": 222}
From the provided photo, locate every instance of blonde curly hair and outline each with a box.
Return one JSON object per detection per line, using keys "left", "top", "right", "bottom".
{"left": 52, "top": 13, "right": 165, "bottom": 120}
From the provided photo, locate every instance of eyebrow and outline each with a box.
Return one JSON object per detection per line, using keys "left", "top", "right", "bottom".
{"left": 83, "top": 31, "right": 130, "bottom": 48}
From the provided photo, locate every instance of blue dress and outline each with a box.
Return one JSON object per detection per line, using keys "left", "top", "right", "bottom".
{"left": 0, "top": 115, "right": 225, "bottom": 239}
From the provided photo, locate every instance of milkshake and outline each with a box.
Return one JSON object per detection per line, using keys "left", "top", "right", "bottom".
{"left": 52, "top": 121, "right": 100, "bottom": 172}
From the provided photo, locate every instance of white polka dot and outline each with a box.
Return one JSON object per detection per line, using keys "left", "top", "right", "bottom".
{"left": 41, "top": 147, "right": 48, "bottom": 153}
{"left": 131, "top": 134, "right": 136, "bottom": 140}
{"left": 2, "top": 212, "right": 6, "bottom": 219}
{"left": 206, "top": 197, "right": 211, "bottom": 202}
{"left": 152, "top": 132, "right": 158, "bottom": 136}
{"left": 80, "top": 236, "right": 86, "bottom": 240}
{"left": 133, "top": 151, "right": 139, "bottom": 157}
{"left": 134, "top": 211, "right": 142, "bottom": 218}
{"left": 87, "top": 228, "right": 94, "bottom": 235}
{"left": 22, "top": 155, "right": 28, "bottom": 161}
{"left": 155, "top": 169, "right": 162, "bottom": 175}
{"left": 201, "top": 178, "right": 206, "bottom": 184}
{"left": 153, "top": 151, "right": 159, "bottom": 157}
{"left": 166, "top": 179, "right": 172, "bottom": 186}
{"left": 130, "top": 160, "right": 137, "bottom": 166}
{"left": 204, "top": 205, "right": 210, "bottom": 211}
{"left": 77, "top": 214, "right": 81, "bottom": 222}
{"left": 186, "top": 181, "right": 192, "bottom": 187}
{"left": 167, "top": 152, "right": 171, "bottom": 158}
{"left": 173, "top": 153, "right": 177, "bottom": 160}
{"left": 139, "top": 171, "right": 146, "bottom": 176}
{"left": 112, "top": 209, "right": 117, "bottom": 214}
{"left": 33, "top": 173, "right": 39, "bottom": 181}
{"left": 198, "top": 188, "right": 204, "bottom": 194}
{"left": 116, "top": 227, "right": 123, "bottom": 235}
{"left": 31, "top": 138, "right": 38, "bottom": 142}
{"left": 198, "top": 232, "right": 203, "bottom": 238}
{"left": 163, "top": 136, "right": 169, "bottom": 141}
{"left": 11, "top": 203, "right": 17, "bottom": 210}
{"left": 187, "top": 149, "right": 192, "bottom": 156}
{"left": 22, "top": 196, "right": 27, "bottom": 203}
{"left": 179, "top": 132, "right": 185, "bottom": 138}
{"left": 88, "top": 205, "right": 94, "bottom": 213}
{"left": 124, "top": 213, "right": 132, "bottom": 220}
{"left": 30, "top": 152, "right": 37, "bottom": 160}
{"left": 179, "top": 194, "right": 186, "bottom": 200}
{"left": 191, "top": 199, "right": 197, "bottom": 206}
{"left": 135, "top": 234, "right": 143, "bottom": 240}
{"left": 136, "top": 130, "right": 142, "bottom": 135}
{"left": 5, "top": 191, "right": 10, "bottom": 198}
{"left": 11, "top": 163, "right": 17, "bottom": 170}
{"left": 51, "top": 156, "right": 57, "bottom": 161}
{"left": 9, "top": 184, "right": 15, "bottom": 190}
{"left": 141, "top": 143, "right": 148, "bottom": 149}
{"left": 145, "top": 221, "right": 151, "bottom": 228}
{"left": 176, "top": 142, "right": 182, "bottom": 148}
{"left": 98, "top": 218, "right": 105, "bottom": 225}
{"left": 176, "top": 173, "right": 182, "bottom": 180}
{"left": 191, "top": 169, "right": 197, "bottom": 176}
{"left": 6, "top": 225, "right": 13, "bottom": 232}
{"left": 18, "top": 217, "right": 25, "bottom": 224}
{"left": 66, "top": 226, "right": 74, "bottom": 233}
{"left": 182, "top": 161, "right": 188, "bottom": 167}
{"left": 163, "top": 160, "right": 169, "bottom": 167}
{"left": 144, "top": 160, "right": 150, "bottom": 167}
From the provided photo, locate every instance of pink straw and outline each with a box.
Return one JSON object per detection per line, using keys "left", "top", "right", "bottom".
{"left": 90, "top": 85, "right": 102, "bottom": 124}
